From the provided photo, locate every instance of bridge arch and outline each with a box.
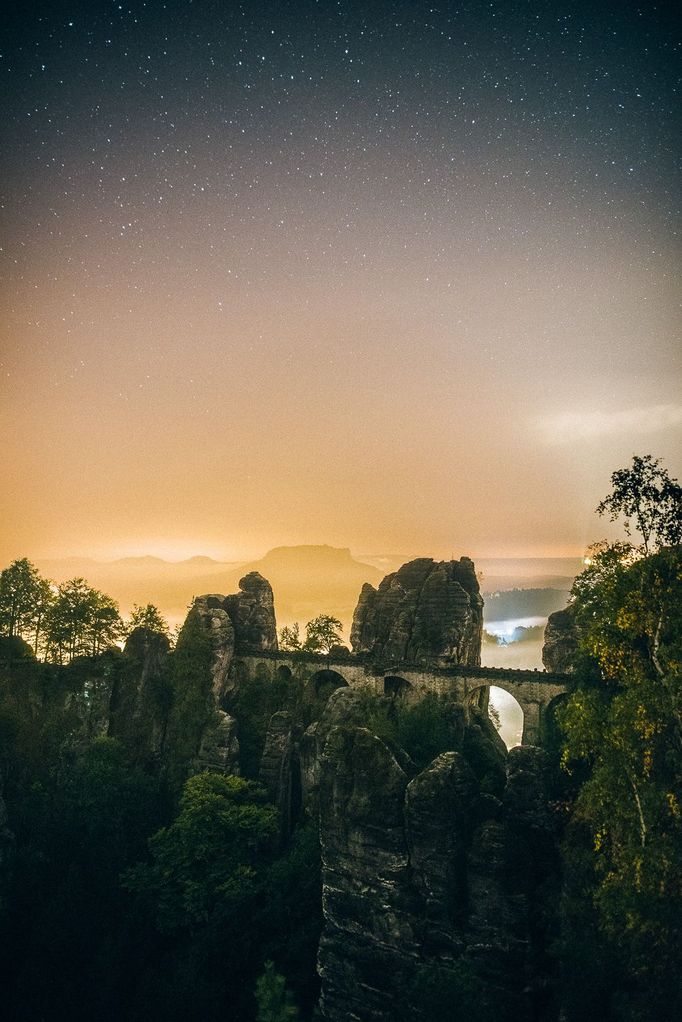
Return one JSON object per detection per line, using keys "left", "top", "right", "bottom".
{"left": 275, "top": 664, "right": 293, "bottom": 684}
{"left": 254, "top": 661, "right": 270, "bottom": 683}
{"left": 466, "top": 683, "right": 525, "bottom": 749}
{"left": 383, "top": 675, "right": 412, "bottom": 699}
{"left": 309, "top": 668, "right": 349, "bottom": 701}
{"left": 541, "top": 691, "right": 569, "bottom": 746}
{"left": 230, "top": 653, "right": 570, "bottom": 749}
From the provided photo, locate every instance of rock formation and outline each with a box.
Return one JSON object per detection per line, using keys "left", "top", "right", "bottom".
{"left": 542, "top": 606, "right": 579, "bottom": 673}
{"left": 224, "top": 571, "right": 278, "bottom": 652}
{"left": 299, "top": 688, "right": 370, "bottom": 816}
{"left": 259, "top": 710, "right": 297, "bottom": 838}
{"left": 350, "top": 557, "right": 483, "bottom": 666}
{"left": 184, "top": 573, "right": 278, "bottom": 703}
{"left": 189, "top": 595, "right": 236, "bottom": 700}
{"left": 194, "top": 710, "right": 240, "bottom": 776}
{"left": 316, "top": 718, "right": 557, "bottom": 1022}
{"left": 109, "top": 626, "right": 171, "bottom": 759}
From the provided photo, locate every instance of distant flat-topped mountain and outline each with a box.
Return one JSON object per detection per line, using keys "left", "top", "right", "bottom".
{"left": 232, "top": 546, "right": 384, "bottom": 630}
{"left": 35, "top": 546, "right": 383, "bottom": 632}
{"left": 33, "top": 548, "right": 582, "bottom": 638}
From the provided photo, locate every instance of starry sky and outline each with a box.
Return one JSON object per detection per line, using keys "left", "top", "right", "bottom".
{"left": 1, "top": 0, "right": 680, "bottom": 564}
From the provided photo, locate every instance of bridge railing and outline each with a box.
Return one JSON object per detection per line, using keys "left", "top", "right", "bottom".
{"left": 234, "top": 646, "right": 571, "bottom": 685}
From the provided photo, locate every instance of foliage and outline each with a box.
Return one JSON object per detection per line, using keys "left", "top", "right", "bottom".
{"left": 558, "top": 543, "right": 682, "bottom": 1017}
{"left": 126, "top": 603, "right": 170, "bottom": 638}
{"left": 280, "top": 616, "right": 344, "bottom": 654}
{"left": 302, "top": 614, "right": 343, "bottom": 654}
{"left": 0, "top": 562, "right": 171, "bottom": 664}
{"left": 596, "top": 453, "right": 682, "bottom": 554}
{"left": 279, "top": 622, "right": 302, "bottom": 651}
{"left": 0, "top": 633, "right": 35, "bottom": 661}
{"left": 255, "top": 961, "right": 300, "bottom": 1021}
{"left": 124, "top": 772, "right": 277, "bottom": 931}
{"left": 0, "top": 558, "right": 54, "bottom": 655}
{"left": 0, "top": 646, "right": 320, "bottom": 1021}
{"left": 0, "top": 734, "right": 163, "bottom": 1021}
{"left": 44, "top": 578, "right": 122, "bottom": 662}
{"left": 407, "top": 956, "right": 519, "bottom": 1022}
{"left": 357, "top": 690, "right": 465, "bottom": 770}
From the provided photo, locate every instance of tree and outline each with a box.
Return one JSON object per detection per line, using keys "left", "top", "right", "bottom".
{"left": 0, "top": 559, "right": 46, "bottom": 642}
{"left": 31, "top": 577, "right": 55, "bottom": 657}
{"left": 255, "top": 961, "right": 300, "bottom": 1021}
{"left": 45, "top": 579, "right": 122, "bottom": 663}
{"left": 0, "top": 560, "right": 56, "bottom": 659}
{"left": 87, "top": 592, "right": 121, "bottom": 656}
{"left": 558, "top": 543, "right": 682, "bottom": 1015}
{"left": 125, "top": 603, "right": 170, "bottom": 638}
{"left": 302, "top": 615, "right": 343, "bottom": 654}
{"left": 124, "top": 772, "right": 277, "bottom": 932}
{"left": 0, "top": 734, "right": 162, "bottom": 1021}
{"left": 279, "top": 623, "right": 302, "bottom": 651}
{"left": 596, "top": 454, "right": 682, "bottom": 554}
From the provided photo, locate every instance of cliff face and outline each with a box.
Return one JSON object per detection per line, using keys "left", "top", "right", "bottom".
{"left": 162, "top": 574, "right": 276, "bottom": 775}
{"left": 190, "top": 596, "right": 236, "bottom": 701}
{"left": 186, "top": 573, "right": 278, "bottom": 700}
{"left": 194, "top": 709, "right": 240, "bottom": 776}
{"left": 317, "top": 721, "right": 558, "bottom": 1022}
{"left": 224, "top": 571, "right": 278, "bottom": 652}
{"left": 259, "top": 710, "right": 296, "bottom": 837}
{"left": 109, "top": 626, "right": 171, "bottom": 759}
{"left": 542, "top": 606, "right": 579, "bottom": 673}
{"left": 350, "top": 558, "right": 483, "bottom": 666}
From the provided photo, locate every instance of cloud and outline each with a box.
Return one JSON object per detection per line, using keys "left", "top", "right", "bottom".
{"left": 538, "top": 403, "right": 682, "bottom": 444}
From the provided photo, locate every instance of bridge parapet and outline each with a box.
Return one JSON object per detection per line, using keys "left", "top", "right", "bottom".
{"left": 234, "top": 645, "right": 570, "bottom": 684}
{"left": 233, "top": 648, "right": 572, "bottom": 747}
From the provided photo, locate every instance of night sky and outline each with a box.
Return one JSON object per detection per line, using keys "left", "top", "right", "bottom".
{"left": 1, "top": 1, "right": 680, "bottom": 563}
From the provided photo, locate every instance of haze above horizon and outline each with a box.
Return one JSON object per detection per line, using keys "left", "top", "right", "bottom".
{"left": 1, "top": 1, "right": 679, "bottom": 564}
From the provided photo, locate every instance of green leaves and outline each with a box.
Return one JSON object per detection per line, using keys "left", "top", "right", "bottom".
{"left": 279, "top": 614, "right": 344, "bottom": 654}
{"left": 558, "top": 543, "right": 682, "bottom": 1012}
{"left": 278, "top": 622, "right": 302, "bottom": 651}
{"left": 301, "top": 614, "right": 344, "bottom": 654}
{"left": 124, "top": 772, "right": 277, "bottom": 932}
{"left": 0, "top": 560, "right": 125, "bottom": 663}
{"left": 45, "top": 578, "right": 122, "bottom": 662}
{"left": 125, "top": 603, "right": 170, "bottom": 638}
{"left": 255, "top": 960, "right": 300, "bottom": 1021}
{"left": 596, "top": 453, "right": 682, "bottom": 554}
{"left": 0, "top": 558, "right": 54, "bottom": 655}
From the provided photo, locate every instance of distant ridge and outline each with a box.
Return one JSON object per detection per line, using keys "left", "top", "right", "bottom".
{"left": 231, "top": 546, "right": 384, "bottom": 631}
{"left": 31, "top": 548, "right": 582, "bottom": 636}
{"left": 34, "top": 545, "right": 383, "bottom": 632}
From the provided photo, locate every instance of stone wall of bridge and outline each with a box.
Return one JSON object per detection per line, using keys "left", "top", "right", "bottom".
{"left": 232, "top": 649, "right": 570, "bottom": 747}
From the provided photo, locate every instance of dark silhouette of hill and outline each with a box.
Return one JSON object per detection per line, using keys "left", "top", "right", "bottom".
{"left": 34, "top": 549, "right": 580, "bottom": 636}
{"left": 36, "top": 546, "right": 383, "bottom": 632}
{"left": 484, "top": 588, "right": 571, "bottom": 621}
{"left": 36, "top": 555, "right": 242, "bottom": 625}
{"left": 232, "top": 546, "right": 383, "bottom": 630}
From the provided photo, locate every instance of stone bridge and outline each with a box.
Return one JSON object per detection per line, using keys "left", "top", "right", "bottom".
{"left": 233, "top": 649, "right": 571, "bottom": 747}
